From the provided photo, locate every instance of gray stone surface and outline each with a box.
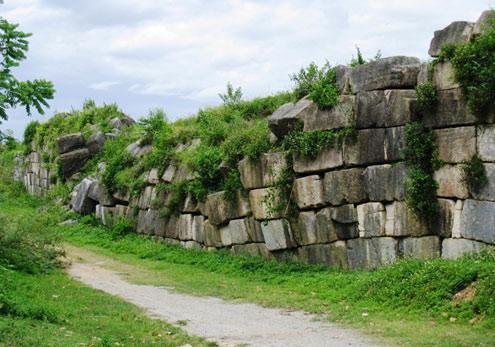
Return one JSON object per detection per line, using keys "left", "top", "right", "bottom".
{"left": 58, "top": 133, "right": 85, "bottom": 154}
{"left": 436, "top": 198, "right": 456, "bottom": 238}
{"left": 59, "top": 148, "right": 91, "bottom": 178}
{"left": 261, "top": 152, "right": 287, "bottom": 187}
{"left": 298, "top": 242, "right": 348, "bottom": 268}
{"left": 442, "top": 238, "right": 486, "bottom": 259}
{"left": 205, "top": 191, "right": 251, "bottom": 225}
{"left": 138, "top": 186, "right": 155, "bottom": 210}
{"left": 87, "top": 131, "right": 106, "bottom": 155}
{"left": 192, "top": 215, "right": 205, "bottom": 243}
{"left": 472, "top": 163, "right": 495, "bottom": 201}
{"left": 260, "top": 219, "right": 296, "bottom": 251}
{"left": 357, "top": 202, "right": 386, "bottom": 237}
{"left": 434, "top": 126, "right": 476, "bottom": 163}
{"left": 473, "top": 10, "right": 495, "bottom": 35}
{"left": 219, "top": 218, "right": 251, "bottom": 246}
{"left": 422, "top": 89, "right": 477, "bottom": 128}
{"left": 162, "top": 164, "right": 177, "bottom": 183}
{"left": 145, "top": 169, "right": 160, "bottom": 184}
{"left": 127, "top": 141, "right": 152, "bottom": 158}
{"left": 293, "top": 147, "right": 343, "bottom": 174}
{"left": 323, "top": 168, "right": 366, "bottom": 205}
{"left": 249, "top": 188, "right": 282, "bottom": 220}
{"left": 314, "top": 208, "right": 339, "bottom": 243}
{"left": 293, "top": 175, "right": 325, "bottom": 209}
{"left": 178, "top": 214, "right": 194, "bottom": 241}
{"left": 477, "top": 125, "right": 495, "bottom": 162}
{"left": 431, "top": 62, "right": 460, "bottom": 90}
{"left": 95, "top": 205, "right": 115, "bottom": 227}
{"left": 459, "top": 199, "right": 495, "bottom": 244}
{"left": 434, "top": 165, "right": 469, "bottom": 199}
{"left": 348, "top": 56, "right": 420, "bottom": 92}
{"left": 385, "top": 201, "right": 430, "bottom": 237}
{"left": 203, "top": 220, "right": 222, "bottom": 248}
{"left": 71, "top": 178, "right": 97, "bottom": 214}
{"left": 429, "top": 21, "right": 474, "bottom": 57}
{"left": 401, "top": 236, "right": 441, "bottom": 259}
{"left": 295, "top": 211, "right": 319, "bottom": 246}
{"left": 238, "top": 158, "right": 263, "bottom": 190}
{"left": 231, "top": 243, "right": 271, "bottom": 259}
{"left": 347, "top": 237, "right": 398, "bottom": 269}
{"left": 268, "top": 97, "right": 314, "bottom": 138}
{"left": 364, "top": 163, "right": 407, "bottom": 202}
{"left": 356, "top": 90, "right": 416, "bottom": 128}
{"left": 303, "top": 95, "right": 356, "bottom": 131}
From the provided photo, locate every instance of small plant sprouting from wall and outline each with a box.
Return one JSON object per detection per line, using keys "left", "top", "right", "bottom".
{"left": 403, "top": 122, "right": 442, "bottom": 220}
{"left": 415, "top": 81, "right": 438, "bottom": 114}
{"left": 461, "top": 154, "right": 488, "bottom": 193}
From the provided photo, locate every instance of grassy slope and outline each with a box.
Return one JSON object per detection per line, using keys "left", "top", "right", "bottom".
{"left": 1, "top": 188, "right": 494, "bottom": 347}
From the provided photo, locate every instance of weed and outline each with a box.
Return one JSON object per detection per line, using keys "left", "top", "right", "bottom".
{"left": 461, "top": 154, "right": 488, "bottom": 193}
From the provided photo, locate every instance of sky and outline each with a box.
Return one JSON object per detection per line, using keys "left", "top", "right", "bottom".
{"left": 0, "top": 0, "right": 493, "bottom": 138}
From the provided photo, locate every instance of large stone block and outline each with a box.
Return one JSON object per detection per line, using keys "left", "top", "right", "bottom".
{"left": 314, "top": 208, "right": 338, "bottom": 243}
{"left": 239, "top": 152, "right": 287, "bottom": 189}
{"left": 472, "top": 163, "right": 495, "bottom": 201}
{"left": 344, "top": 127, "right": 404, "bottom": 166}
{"left": 161, "top": 164, "right": 177, "bottom": 183}
{"left": 95, "top": 205, "right": 115, "bottom": 227}
{"left": 293, "top": 175, "right": 325, "bottom": 209}
{"left": 126, "top": 141, "right": 152, "bottom": 158}
{"left": 364, "top": 163, "right": 407, "bottom": 202}
{"left": 434, "top": 165, "right": 469, "bottom": 199}
{"left": 88, "top": 181, "right": 114, "bottom": 206}
{"left": 205, "top": 191, "right": 251, "bottom": 225}
{"left": 434, "top": 126, "right": 476, "bottom": 163}
{"left": 323, "top": 168, "right": 366, "bottom": 205}
{"left": 347, "top": 237, "right": 398, "bottom": 269}
{"left": 219, "top": 218, "right": 259, "bottom": 246}
{"left": 87, "top": 131, "right": 106, "bottom": 155}
{"left": 422, "top": 89, "right": 477, "bottom": 128}
{"left": 314, "top": 206, "right": 358, "bottom": 241}
{"left": 58, "top": 133, "right": 85, "bottom": 154}
{"left": 429, "top": 21, "right": 474, "bottom": 57}
{"left": 59, "top": 148, "right": 91, "bottom": 178}
{"left": 71, "top": 178, "right": 97, "bottom": 214}
{"left": 294, "top": 211, "right": 334, "bottom": 246}
{"left": 178, "top": 214, "right": 194, "bottom": 241}
{"left": 293, "top": 146, "right": 343, "bottom": 174}
{"left": 436, "top": 198, "right": 456, "bottom": 238}
{"left": 298, "top": 241, "right": 348, "bottom": 268}
{"left": 451, "top": 200, "right": 464, "bottom": 238}
{"left": 138, "top": 186, "right": 155, "bottom": 210}
{"left": 238, "top": 158, "right": 262, "bottom": 190}
{"left": 431, "top": 62, "right": 460, "bottom": 90}
{"left": 231, "top": 243, "right": 271, "bottom": 259}
{"left": 477, "top": 125, "right": 495, "bottom": 162}
{"left": 442, "top": 238, "right": 486, "bottom": 259}
{"left": 192, "top": 215, "right": 205, "bottom": 243}
{"left": 401, "top": 236, "right": 441, "bottom": 260}
{"left": 260, "top": 219, "right": 296, "bottom": 251}
{"left": 356, "top": 90, "right": 416, "bottom": 129}
{"left": 459, "top": 199, "right": 495, "bottom": 244}
{"left": 303, "top": 95, "right": 356, "bottom": 131}
{"left": 357, "top": 202, "right": 386, "bottom": 237}
{"left": 473, "top": 10, "right": 495, "bottom": 36}
{"left": 385, "top": 201, "right": 430, "bottom": 237}
{"left": 268, "top": 97, "right": 314, "bottom": 138}
{"left": 203, "top": 220, "right": 222, "bottom": 248}
{"left": 249, "top": 188, "right": 282, "bottom": 220}
{"left": 347, "top": 56, "right": 420, "bottom": 92}
{"left": 144, "top": 169, "right": 160, "bottom": 184}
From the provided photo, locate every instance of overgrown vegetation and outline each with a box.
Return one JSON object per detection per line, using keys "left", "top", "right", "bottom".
{"left": 437, "top": 12, "right": 495, "bottom": 119}
{"left": 403, "top": 122, "right": 442, "bottom": 220}
{"left": 461, "top": 154, "right": 488, "bottom": 193}
{"left": 416, "top": 80, "right": 438, "bottom": 114}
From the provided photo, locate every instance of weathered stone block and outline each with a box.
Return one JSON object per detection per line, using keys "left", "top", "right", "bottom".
{"left": 357, "top": 202, "right": 386, "bottom": 237}
{"left": 348, "top": 56, "right": 420, "bottom": 92}
{"left": 459, "top": 199, "right": 495, "bottom": 244}
{"left": 238, "top": 158, "right": 262, "bottom": 190}
{"left": 268, "top": 97, "right": 314, "bottom": 138}
{"left": 144, "top": 169, "right": 160, "bottom": 184}
{"left": 364, "top": 163, "right": 407, "bottom": 202}
{"left": 113, "top": 190, "right": 130, "bottom": 203}
{"left": 295, "top": 211, "right": 320, "bottom": 246}
{"left": 219, "top": 218, "right": 252, "bottom": 246}
{"left": 293, "top": 175, "right": 325, "bottom": 209}
{"left": 385, "top": 201, "right": 429, "bottom": 237}
{"left": 260, "top": 219, "right": 296, "bottom": 251}
{"left": 261, "top": 152, "right": 287, "bottom": 186}
{"left": 356, "top": 90, "right": 416, "bottom": 128}
{"left": 436, "top": 198, "right": 455, "bottom": 238}
{"left": 249, "top": 188, "right": 282, "bottom": 220}
{"left": 473, "top": 10, "right": 495, "bottom": 36}
{"left": 114, "top": 205, "right": 129, "bottom": 220}
{"left": 161, "top": 164, "right": 177, "bottom": 183}
{"left": 432, "top": 62, "right": 460, "bottom": 90}
{"left": 293, "top": 146, "right": 343, "bottom": 174}
{"left": 192, "top": 215, "right": 204, "bottom": 243}
{"left": 298, "top": 241, "right": 348, "bottom": 268}
{"left": 138, "top": 186, "right": 155, "bottom": 210}
{"left": 178, "top": 214, "right": 194, "bottom": 241}
{"left": 71, "top": 178, "right": 97, "bottom": 214}
{"left": 429, "top": 21, "right": 474, "bottom": 57}
{"left": 347, "top": 237, "right": 398, "bottom": 269}
{"left": 59, "top": 148, "right": 91, "bottom": 178}
{"left": 127, "top": 141, "right": 152, "bottom": 158}
{"left": 434, "top": 165, "right": 469, "bottom": 199}
{"left": 401, "top": 236, "right": 441, "bottom": 259}
{"left": 452, "top": 200, "right": 464, "bottom": 238}
{"left": 314, "top": 208, "right": 338, "bottom": 243}
{"left": 95, "top": 205, "right": 115, "bottom": 227}
{"left": 323, "top": 168, "right": 366, "bottom": 205}
{"left": 442, "top": 238, "right": 486, "bottom": 259}
{"left": 231, "top": 243, "right": 271, "bottom": 259}
{"left": 87, "top": 131, "right": 106, "bottom": 155}
{"left": 434, "top": 126, "right": 476, "bottom": 163}
{"left": 477, "top": 125, "right": 495, "bottom": 162}
{"left": 88, "top": 181, "right": 114, "bottom": 206}
{"left": 472, "top": 164, "right": 495, "bottom": 201}
{"left": 423, "top": 89, "right": 477, "bottom": 128}
{"left": 206, "top": 191, "right": 251, "bottom": 225}
{"left": 58, "top": 133, "right": 85, "bottom": 154}
{"left": 203, "top": 220, "right": 222, "bottom": 248}
{"left": 303, "top": 95, "right": 356, "bottom": 131}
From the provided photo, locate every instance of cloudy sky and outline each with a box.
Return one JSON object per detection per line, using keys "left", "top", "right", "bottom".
{"left": 0, "top": 0, "right": 492, "bottom": 138}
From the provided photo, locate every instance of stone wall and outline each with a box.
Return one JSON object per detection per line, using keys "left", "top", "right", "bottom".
{"left": 18, "top": 11, "right": 495, "bottom": 268}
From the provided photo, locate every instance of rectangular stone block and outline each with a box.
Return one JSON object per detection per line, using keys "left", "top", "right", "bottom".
{"left": 314, "top": 208, "right": 338, "bottom": 243}
{"left": 356, "top": 90, "right": 416, "bottom": 129}
{"left": 364, "top": 163, "right": 407, "bottom": 202}
{"left": 192, "top": 215, "right": 204, "bottom": 243}
{"left": 249, "top": 188, "right": 282, "bottom": 220}
{"left": 434, "top": 126, "right": 476, "bottom": 163}
{"left": 323, "top": 168, "right": 366, "bottom": 206}
{"left": 297, "top": 241, "right": 348, "bottom": 268}
{"left": 459, "top": 199, "right": 495, "bottom": 244}
{"left": 431, "top": 61, "right": 460, "bottom": 90}
{"left": 434, "top": 165, "right": 469, "bottom": 199}
{"left": 347, "top": 237, "right": 398, "bottom": 269}
{"left": 478, "top": 125, "right": 495, "bottom": 162}
{"left": 442, "top": 238, "right": 486, "bottom": 259}
{"left": 231, "top": 243, "right": 271, "bottom": 259}
{"left": 436, "top": 198, "right": 455, "bottom": 238}
{"left": 205, "top": 191, "right": 251, "bottom": 225}
{"left": 303, "top": 95, "right": 356, "bottom": 131}
{"left": 219, "top": 217, "right": 259, "bottom": 246}
{"left": 144, "top": 168, "right": 160, "bottom": 184}
{"left": 472, "top": 164, "right": 495, "bottom": 202}
{"left": 239, "top": 158, "right": 263, "bottom": 190}
{"left": 203, "top": 220, "right": 222, "bottom": 248}
{"left": 384, "top": 201, "right": 430, "bottom": 237}
{"left": 422, "top": 89, "right": 477, "bottom": 128}
{"left": 293, "top": 147, "right": 343, "bottom": 174}
{"left": 429, "top": 21, "right": 474, "bottom": 57}
{"left": 295, "top": 211, "right": 335, "bottom": 246}
{"left": 178, "top": 214, "right": 194, "bottom": 241}
{"left": 261, "top": 152, "right": 287, "bottom": 187}
{"left": 357, "top": 202, "right": 386, "bottom": 237}
{"left": 138, "top": 186, "right": 155, "bottom": 210}
{"left": 260, "top": 219, "right": 296, "bottom": 251}
{"left": 293, "top": 175, "right": 325, "bottom": 209}
{"left": 401, "top": 236, "right": 441, "bottom": 259}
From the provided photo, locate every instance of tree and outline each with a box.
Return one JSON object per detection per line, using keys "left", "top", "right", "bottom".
{"left": 0, "top": 17, "right": 55, "bottom": 124}
{"left": 218, "top": 82, "right": 242, "bottom": 106}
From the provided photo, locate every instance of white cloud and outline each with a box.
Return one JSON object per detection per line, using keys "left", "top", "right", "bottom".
{"left": 89, "top": 81, "right": 121, "bottom": 91}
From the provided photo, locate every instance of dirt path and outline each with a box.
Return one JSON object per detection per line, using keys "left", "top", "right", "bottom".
{"left": 66, "top": 246, "right": 381, "bottom": 347}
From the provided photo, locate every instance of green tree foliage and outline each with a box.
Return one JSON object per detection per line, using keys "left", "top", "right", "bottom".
{"left": 218, "top": 82, "right": 243, "bottom": 106}
{"left": 0, "top": 18, "right": 55, "bottom": 123}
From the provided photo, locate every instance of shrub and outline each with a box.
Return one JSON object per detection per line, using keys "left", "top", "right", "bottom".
{"left": 416, "top": 81, "right": 438, "bottom": 114}
{"left": 138, "top": 109, "right": 169, "bottom": 146}
{"left": 23, "top": 120, "right": 39, "bottom": 147}
{"left": 461, "top": 154, "right": 488, "bottom": 193}
{"left": 218, "top": 82, "right": 243, "bottom": 106}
